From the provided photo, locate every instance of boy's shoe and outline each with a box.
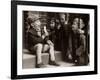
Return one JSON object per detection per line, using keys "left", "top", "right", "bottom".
{"left": 49, "top": 61, "right": 60, "bottom": 66}
{"left": 36, "top": 63, "right": 46, "bottom": 68}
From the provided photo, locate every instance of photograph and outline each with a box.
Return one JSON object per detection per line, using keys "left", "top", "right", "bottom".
{"left": 11, "top": 1, "right": 97, "bottom": 79}
{"left": 22, "top": 11, "right": 90, "bottom": 69}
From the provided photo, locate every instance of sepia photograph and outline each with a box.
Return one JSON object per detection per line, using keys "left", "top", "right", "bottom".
{"left": 22, "top": 11, "right": 90, "bottom": 69}
{"left": 11, "top": 1, "right": 97, "bottom": 79}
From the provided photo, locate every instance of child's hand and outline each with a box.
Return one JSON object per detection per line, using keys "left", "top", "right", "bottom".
{"left": 43, "top": 26, "right": 49, "bottom": 36}
{"left": 37, "top": 31, "right": 41, "bottom": 37}
{"left": 78, "top": 29, "right": 84, "bottom": 34}
{"left": 47, "top": 40, "right": 54, "bottom": 46}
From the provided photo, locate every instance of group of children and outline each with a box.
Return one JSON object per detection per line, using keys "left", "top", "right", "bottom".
{"left": 24, "top": 12, "right": 89, "bottom": 68}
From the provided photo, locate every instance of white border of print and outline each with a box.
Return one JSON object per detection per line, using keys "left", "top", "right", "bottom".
{"left": 17, "top": 5, "right": 94, "bottom": 75}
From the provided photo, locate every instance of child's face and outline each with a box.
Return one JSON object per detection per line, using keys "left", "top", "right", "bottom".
{"left": 50, "top": 20, "right": 55, "bottom": 29}
{"left": 79, "top": 19, "right": 85, "bottom": 29}
{"left": 72, "top": 18, "right": 79, "bottom": 30}
{"left": 34, "top": 19, "right": 41, "bottom": 27}
{"left": 31, "top": 19, "right": 41, "bottom": 30}
{"left": 59, "top": 14, "right": 66, "bottom": 24}
{"left": 72, "top": 18, "right": 85, "bottom": 29}
{"left": 73, "top": 18, "right": 79, "bottom": 25}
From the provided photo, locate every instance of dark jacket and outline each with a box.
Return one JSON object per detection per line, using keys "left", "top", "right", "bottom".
{"left": 27, "top": 28, "right": 49, "bottom": 50}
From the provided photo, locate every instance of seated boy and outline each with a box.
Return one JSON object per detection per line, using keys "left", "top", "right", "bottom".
{"left": 28, "top": 18, "right": 59, "bottom": 68}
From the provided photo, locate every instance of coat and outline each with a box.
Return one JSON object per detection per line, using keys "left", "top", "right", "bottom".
{"left": 27, "top": 28, "right": 49, "bottom": 51}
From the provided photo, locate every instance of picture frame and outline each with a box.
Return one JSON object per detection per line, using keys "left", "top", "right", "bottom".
{"left": 11, "top": 0, "right": 97, "bottom": 79}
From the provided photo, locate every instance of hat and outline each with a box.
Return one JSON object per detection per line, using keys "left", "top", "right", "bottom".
{"left": 27, "top": 11, "right": 41, "bottom": 23}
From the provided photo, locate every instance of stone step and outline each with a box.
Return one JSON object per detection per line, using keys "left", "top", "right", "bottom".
{"left": 22, "top": 49, "right": 62, "bottom": 69}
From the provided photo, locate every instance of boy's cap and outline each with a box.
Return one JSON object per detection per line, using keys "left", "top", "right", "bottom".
{"left": 27, "top": 11, "right": 41, "bottom": 23}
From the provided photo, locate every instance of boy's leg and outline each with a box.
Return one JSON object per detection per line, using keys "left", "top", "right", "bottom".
{"left": 34, "top": 43, "right": 43, "bottom": 65}
{"left": 42, "top": 44, "right": 49, "bottom": 53}
{"left": 49, "top": 45, "right": 55, "bottom": 61}
{"left": 43, "top": 44, "right": 55, "bottom": 61}
{"left": 43, "top": 44, "right": 59, "bottom": 66}
{"left": 49, "top": 45, "right": 60, "bottom": 66}
{"left": 80, "top": 35, "right": 89, "bottom": 65}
